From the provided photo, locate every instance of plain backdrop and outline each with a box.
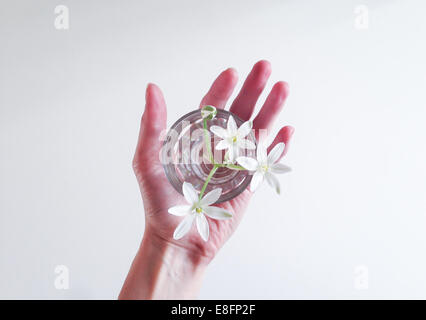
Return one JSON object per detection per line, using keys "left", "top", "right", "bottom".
{"left": 1, "top": 0, "right": 426, "bottom": 299}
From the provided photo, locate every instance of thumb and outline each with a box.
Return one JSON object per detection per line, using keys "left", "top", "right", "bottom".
{"left": 133, "top": 83, "right": 167, "bottom": 170}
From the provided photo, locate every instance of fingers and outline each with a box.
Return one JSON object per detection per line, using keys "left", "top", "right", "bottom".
{"left": 134, "top": 83, "right": 167, "bottom": 166}
{"left": 253, "top": 81, "right": 289, "bottom": 133}
{"left": 267, "top": 126, "right": 294, "bottom": 162}
{"left": 229, "top": 60, "right": 271, "bottom": 121}
{"left": 199, "top": 68, "right": 238, "bottom": 109}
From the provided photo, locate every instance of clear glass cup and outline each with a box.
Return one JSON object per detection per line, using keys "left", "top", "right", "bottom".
{"left": 161, "top": 109, "right": 256, "bottom": 203}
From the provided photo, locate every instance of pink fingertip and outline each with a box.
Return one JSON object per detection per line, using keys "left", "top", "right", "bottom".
{"left": 221, "top": 68, "right": 239, "bottom": 85}
{"left": 253, "top": 60, "right": 272, "bottom": 77}
{"left": 145, "top": 83, "right": 159, "bottom": 100}
{"left": 273, "top": 81, "right": 290, "bottom": 99}
{"left": 287, "top": 125, "right": 295, "bottom": 137}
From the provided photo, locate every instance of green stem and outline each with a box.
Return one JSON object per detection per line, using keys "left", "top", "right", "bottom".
{"left": 203, "top": 118, "right": 214, "bottom": 163}
{"left": 199, "top": 164, "right": 219, "bottom": 200}
{"left": 216, "top": 163, "right": 246, "bottom": 170}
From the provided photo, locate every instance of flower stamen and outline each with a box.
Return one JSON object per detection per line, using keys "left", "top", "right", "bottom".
{"left": 261, "top": 164, "right": 269, "bottom": 172}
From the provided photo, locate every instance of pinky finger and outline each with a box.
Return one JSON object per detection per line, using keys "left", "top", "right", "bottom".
{"left": 267, "top": 126, "right": 295, "bottom": 162}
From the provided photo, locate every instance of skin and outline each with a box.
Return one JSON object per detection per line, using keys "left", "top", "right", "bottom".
{"left": 119, "top": 60, "right": 294, "bottom": 299}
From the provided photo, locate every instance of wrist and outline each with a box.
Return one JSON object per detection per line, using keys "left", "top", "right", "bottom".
{"left": 144, "top": 227, "right": 211, "bottom": 268}
{"left": 119, "top": 227, "right": 209, "bottom": 299}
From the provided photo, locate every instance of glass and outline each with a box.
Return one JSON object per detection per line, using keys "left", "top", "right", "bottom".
{"left": 161, "top": 109, "right": 257, "bottom": 203}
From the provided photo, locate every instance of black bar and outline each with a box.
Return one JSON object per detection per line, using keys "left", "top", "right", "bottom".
{"left": 0, "top": 300, "right": 425, "bottom": 318}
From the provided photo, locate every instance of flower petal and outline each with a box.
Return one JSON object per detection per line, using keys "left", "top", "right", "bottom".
{"left": 265, "top": 172, "right": 281, "bottom": 194}
{"left": 223, "top": 150, "right": 231, "bottom": 163}
{"left": 225, "top": 146, "right": 237, "bottom": 162}
{"left": 238, "top": 139, "right": 256, "bottom": 150}
{"left": 270, "top": 163, "right": 292, "bottom": 174}
{"left": 200, "top": 188, "right": 222, "bottom": 206}
{"left": 215, "top": 139, "right": 230, "bottom": 150}
{"left": 257, "top": 143, "right": 267, "bottom": 163}
{"left": 203, "top": 206, "right": 233, "bottom": 220}
{"left": 173, "top": 214, "right": 195, "bottom": 240}
{"left": 227, "top": 115, "right": 237, "bottom": 134}
{"left": 182, "top": 182, "right": 198, "bottom": 204}
{"left": 168, "top": 205, "right": 191, "bottom": 216}
{"left": 267, "top": 142, "right": 285, "bottom": 164}
{"left": 236, "top": 156, "right": 258, "bottom": 171}
{"left": 196, "top": 214, "right": 209, "bottom": 241}
{"left": 210, "top": 125, "right": 227, "bottom": 139}
{"left": 237, "top": 121, "right": 252, "bottom": 138}
{"left": 250, "top": 171, "right": 264, "bottom": 192}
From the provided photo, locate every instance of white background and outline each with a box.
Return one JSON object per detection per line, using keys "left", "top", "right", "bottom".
{"left": 1, "top": 0, "right": 426, "bottom": 299}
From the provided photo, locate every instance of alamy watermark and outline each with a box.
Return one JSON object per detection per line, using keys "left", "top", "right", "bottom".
{"left": 54, "top": 5, "right": 69, "bottom": 30}
{"left": 354, "top": 265, "right": 369, "bottom": 290}
{"left": 159, "top": 121, "right": 268, "bottom": 166}
{"left": 354, "top": 5, "right": 369, "bottom": 30}
{"left": 54, "top": 265, "right": 69, "bottom": 290}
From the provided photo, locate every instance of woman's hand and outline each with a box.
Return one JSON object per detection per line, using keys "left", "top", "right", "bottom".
{"left": 119, "top": 60, "right": 294, "bottom": 299}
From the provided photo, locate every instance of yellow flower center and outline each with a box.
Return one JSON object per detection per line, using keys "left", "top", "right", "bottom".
{"left": 261, "top": 164, "right": 269, "bottom": 172}
{"left": 232, "top": 136, "right": 238, "bottom": 143}
{"left": 195, "top": 207, "right": 203, "bottom": 214}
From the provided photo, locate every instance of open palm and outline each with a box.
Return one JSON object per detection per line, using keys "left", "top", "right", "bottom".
{"left": 133, "top": 61, "right": 294, "bottom": 260}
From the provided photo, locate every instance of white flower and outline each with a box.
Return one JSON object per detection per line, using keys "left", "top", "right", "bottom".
{"left": 201, "top": 105, "right": 217, "bottom": 120}
{"left": 236, "top": 142, "right": 291, "bottom": 194}
{"left": 210, "top": 115, "right": 255, "bottom": 162}
{"left": 168, "top": 182, "right": 233, "bottom": 241}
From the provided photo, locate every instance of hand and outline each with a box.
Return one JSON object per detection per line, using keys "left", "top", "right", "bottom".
{"left": 120, "top": 60, "right": 294, "bottom": 299}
